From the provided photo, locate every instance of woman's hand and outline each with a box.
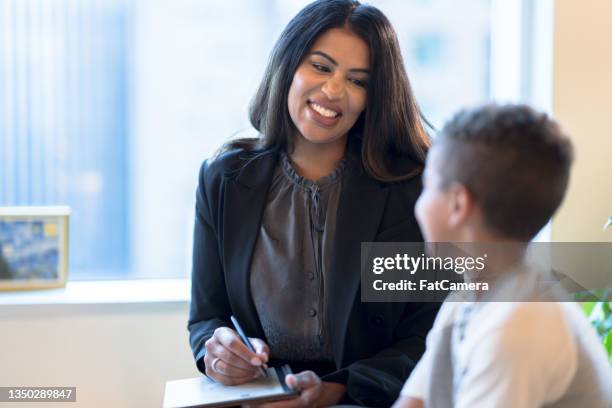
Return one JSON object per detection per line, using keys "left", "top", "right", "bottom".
{"left": 246, "top": 371, "right": 346, "bottom": 408}
{"left": 204, "top": 327, "right": 269, "bottom": 385}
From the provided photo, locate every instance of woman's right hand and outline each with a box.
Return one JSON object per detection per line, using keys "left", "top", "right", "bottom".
{"left": 203, "top": 326, "right": 270, "bottom": 385}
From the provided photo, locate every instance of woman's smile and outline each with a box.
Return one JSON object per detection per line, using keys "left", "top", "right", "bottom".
{"left": 307, "top": 99, "right": 342, "bottom": 127}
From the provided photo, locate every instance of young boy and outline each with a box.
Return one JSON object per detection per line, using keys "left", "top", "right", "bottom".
{"left": 393, "top": 105, "right": 612, "bottom": 408}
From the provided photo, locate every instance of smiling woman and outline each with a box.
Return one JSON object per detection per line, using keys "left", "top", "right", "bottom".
{"left": 288, "top": 28, "right": 369, "bottom": 143}
{"left": 187, "top": 1, "right": 438, "bottom": 406}
{"left": 287, "top": 28, "right": 369, "bottom": 180}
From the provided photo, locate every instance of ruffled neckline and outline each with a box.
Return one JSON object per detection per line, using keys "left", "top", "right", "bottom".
{"left": 280, "top": 152, "right": 347, "bottom": 190}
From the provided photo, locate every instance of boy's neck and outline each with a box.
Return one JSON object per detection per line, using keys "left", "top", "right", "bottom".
{"left": 457, "top": 227, "right": 528, "bottom": 283}
{"left": 457, "top": 226, "right": 505, "bottom": 243}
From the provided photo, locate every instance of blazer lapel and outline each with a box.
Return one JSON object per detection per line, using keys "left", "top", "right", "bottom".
{"left": 329, "top": 159, "right": 389, "bottom": 366}
{"left": 223, "top": 149, "right": 279, "bottom": 341}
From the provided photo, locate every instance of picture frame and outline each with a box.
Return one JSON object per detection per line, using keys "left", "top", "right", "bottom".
{"left": 0, "top": 206, "right": 70, "bottom": 291}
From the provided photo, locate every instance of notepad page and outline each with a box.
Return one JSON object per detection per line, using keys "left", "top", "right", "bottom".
{"left": 163, "top": 367, "right": 286, "bottom": 408}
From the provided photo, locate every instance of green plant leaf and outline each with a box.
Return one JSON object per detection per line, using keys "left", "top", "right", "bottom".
{"left": 582, "top": 302, "right": 596, "bottom": 316}
{"left": 603, "top": 330, "right": 612, "bottom": 360}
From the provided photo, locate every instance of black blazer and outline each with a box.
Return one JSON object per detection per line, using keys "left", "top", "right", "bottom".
{"left": 188, "top": 145, "right": 438, "bottom": 407}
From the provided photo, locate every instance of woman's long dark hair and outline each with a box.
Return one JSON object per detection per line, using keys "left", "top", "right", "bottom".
{"left": 228, "top": 0, "right": 430, "bottom": 182}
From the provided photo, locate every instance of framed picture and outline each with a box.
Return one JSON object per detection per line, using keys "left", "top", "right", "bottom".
{"left": 0, "top": 207, "right": 70, "bottom": 291}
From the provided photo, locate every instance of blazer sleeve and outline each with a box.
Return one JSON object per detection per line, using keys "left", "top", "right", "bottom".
{"left": 188, "top": 159, "right": 232, "bottom": 374}
{"left": 322, "top": 302, "right": 439, "bottom": 407}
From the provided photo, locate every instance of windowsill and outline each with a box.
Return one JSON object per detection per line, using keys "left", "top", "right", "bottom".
{"left": 0, "top": 278, "right": 191, "bottom": 306}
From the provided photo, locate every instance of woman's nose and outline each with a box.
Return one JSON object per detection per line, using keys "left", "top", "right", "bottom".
{"left": 321, "top": 74, "right": 345, "bottom": 100}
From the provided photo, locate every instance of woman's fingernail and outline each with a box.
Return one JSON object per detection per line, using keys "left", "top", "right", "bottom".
{"left": 251, "top": 357, "right": 262, "bottom": 366}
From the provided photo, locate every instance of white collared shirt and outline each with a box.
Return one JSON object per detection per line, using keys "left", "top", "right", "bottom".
{"left": 402, "top": 297, "right": 612, "bottom": 407}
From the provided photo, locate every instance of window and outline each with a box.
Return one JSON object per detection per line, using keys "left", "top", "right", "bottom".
{"left": 0, "top": 0, "right": 550, "bottom": 280}
{"left": 0, "top": 0, "right": 129, "bottom": 279}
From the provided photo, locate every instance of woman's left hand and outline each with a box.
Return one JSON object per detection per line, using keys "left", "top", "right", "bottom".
{"left": 245, "top": 370, "right": 346, "bottom": 408}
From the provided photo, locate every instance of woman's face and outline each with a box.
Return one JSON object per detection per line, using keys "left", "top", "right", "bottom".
{"left": 287, "top": 27, "right": 369, "bottom": 147}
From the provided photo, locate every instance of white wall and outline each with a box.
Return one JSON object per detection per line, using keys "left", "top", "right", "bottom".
{"left": 551, "top": 0, "right": 612, "bottom": 241}
{"left": 0, "top": 302, "right": 198, "bottom": 407}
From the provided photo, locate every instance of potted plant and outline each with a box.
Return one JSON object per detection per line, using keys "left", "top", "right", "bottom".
{"left": 581, "top": 217, "right": 612, "bottom": 362}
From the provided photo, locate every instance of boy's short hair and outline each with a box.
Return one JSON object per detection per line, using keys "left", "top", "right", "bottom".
{"left": 435, "top": 104, "right": 574, "bottom": 240}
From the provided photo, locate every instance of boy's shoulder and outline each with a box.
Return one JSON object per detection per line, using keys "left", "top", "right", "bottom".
{"left": 458, "top": 301, "right": 611, "bottom": 407}
{"left": 464, "top": 302, "right": 578, "bottom": 350}
{"left": 434, "top": 301, "right": 574, "bottom": 338}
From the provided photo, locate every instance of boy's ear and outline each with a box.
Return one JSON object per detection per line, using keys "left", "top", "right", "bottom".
{"left": 447, "top": 182, "right": 474, "bottom": 227}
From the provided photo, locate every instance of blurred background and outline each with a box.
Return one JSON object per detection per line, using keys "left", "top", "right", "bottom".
{"left": 0, "top": 0, "right": 553, "bottom": 280}
{"left": 1, "top": 1, "right": 611, "bottom": 407}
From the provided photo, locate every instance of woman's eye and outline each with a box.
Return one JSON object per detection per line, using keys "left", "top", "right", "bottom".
{"left": 312, "top": 63, "right": 330, "bottom": 73}
{"left": 351, "top": 78, "right": 367, "bottom": 88}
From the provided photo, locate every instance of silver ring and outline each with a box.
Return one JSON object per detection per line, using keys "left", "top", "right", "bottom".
{"left": 211, "top": 357, "right": 222, "bottom": 373}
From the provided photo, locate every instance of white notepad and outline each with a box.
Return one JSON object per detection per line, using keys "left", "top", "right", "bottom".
{"left": 163, "top": 365, "right": 298, "bottom": 408}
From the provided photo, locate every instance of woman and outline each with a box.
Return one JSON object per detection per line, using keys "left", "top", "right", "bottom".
{"left": 188, "top": 1, "right": 437, "bottom": 406}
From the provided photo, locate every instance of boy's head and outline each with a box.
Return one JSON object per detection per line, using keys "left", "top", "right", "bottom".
{"left": 416, "top": 104, "right": 574, "bottom": 242}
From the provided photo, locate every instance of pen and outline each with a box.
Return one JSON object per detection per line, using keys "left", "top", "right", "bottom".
{"left": 230, "top": 315, "right": 268, "bottom": 378}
